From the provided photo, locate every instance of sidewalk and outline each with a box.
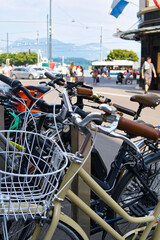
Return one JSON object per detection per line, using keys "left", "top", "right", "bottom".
{"left": 83, "top": 75, "right": 141, "bottom": 89}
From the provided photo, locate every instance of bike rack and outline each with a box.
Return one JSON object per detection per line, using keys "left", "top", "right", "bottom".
{"left": 71, "top": 126, "right": 91, "bottom": 237}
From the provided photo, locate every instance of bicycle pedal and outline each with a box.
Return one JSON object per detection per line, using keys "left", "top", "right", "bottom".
{"left": 129, "top": 202, "right": 149, "bottom": 217}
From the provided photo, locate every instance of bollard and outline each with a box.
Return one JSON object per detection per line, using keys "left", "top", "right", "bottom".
{"left": 71, "top": 126, "right": 91, "bottom": 238}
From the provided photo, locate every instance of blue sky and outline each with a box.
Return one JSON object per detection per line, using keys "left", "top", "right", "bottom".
{"left": 0, "top": 0, "right": 140, "bottom": 56}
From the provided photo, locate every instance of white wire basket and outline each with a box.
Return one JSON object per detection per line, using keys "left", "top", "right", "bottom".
{"left": 0, "top": 130, "right": 68, "bottom": 221}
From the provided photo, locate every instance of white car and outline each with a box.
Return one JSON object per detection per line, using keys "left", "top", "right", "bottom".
{"left": 10, "top": 67, "right": 43, "bottom": 79}
{"left": 32, "top": 67, "right": 61, "bottom": 78}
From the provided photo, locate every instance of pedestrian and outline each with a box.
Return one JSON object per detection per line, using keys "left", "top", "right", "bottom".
{"left": 107, "top": 66, "right": 111, "bottom": 79}
{"left": 92, "top": 67, "right": 98, "bottom": 85}
{"left": 103, "top": 66, "right": 107, "bottom": 77}
{"left": 76, "top": 65, "right": 84, "bottom": 82}
{"left": 61, "top": 65, "right": 68, "bottom": 83}
{"left": 79, "top": 66, "right": 84, "bottom": 82}
{"left": 125, "top": 69, "right": 131, "bottom": 84}
{"left": 69, "top": 62, "right": 76, "bottom": 82}
{"left": 141, "top": 57, "right": 157, "bottom": 94}
{"left": 133, "top": 70, "right": 137, "bottom": 80}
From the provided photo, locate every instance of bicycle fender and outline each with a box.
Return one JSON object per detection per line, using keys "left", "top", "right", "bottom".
{"left": 60, "top": 212, "right": 89, "bottom": 240}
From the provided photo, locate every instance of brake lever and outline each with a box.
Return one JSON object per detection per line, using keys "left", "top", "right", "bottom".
{"left": 98, "top": 125, "right": 140, "bottom": 153}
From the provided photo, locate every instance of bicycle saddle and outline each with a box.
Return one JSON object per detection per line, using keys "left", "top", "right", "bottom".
{"left": 26, "top": 85, "right": 51, "bottom": 93}
{"left": 130, "top": 94, "right": 160, "bottom": 108}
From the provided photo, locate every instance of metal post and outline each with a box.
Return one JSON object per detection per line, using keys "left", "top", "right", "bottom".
{"left": 71, "top": 126, "right": 91, "bottom": 237}
{"left": 47, "top": 14, "right": 49, "bottom": 61}
{"left": 6, "top": 32, "right": 8, "bottom": 56}
{"left": 49, "top": 0, "right": 52, "bottom": 62}
{"left": 100, "top": 26, "right": 103, "bottom": 61}
{"left": 37, "top": 31, "right": 39, "bottom": 66}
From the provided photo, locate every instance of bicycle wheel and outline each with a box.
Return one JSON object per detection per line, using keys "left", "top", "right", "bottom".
{"left": 2, "top": 220, "right": 84, "bottom": 240}
{"left": 107, "top": 152, "right": 160, "bottom": 236}
{"left": 0, "top": 219, "right": 36, "bottom": 240}
{"left": 29, "top": 221, "right": 84, "bottom": 240}
{"left": 50, "top": 222, "right": 84, "bottom": 240}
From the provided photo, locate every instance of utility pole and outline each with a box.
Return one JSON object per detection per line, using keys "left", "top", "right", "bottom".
{"left": 37, "top": 31, "right": 39, "bottom": 65}
{"left": 7, "top": 32, "right": 9, "bottom": 56}
{"left": 6, "top": 32, "right": 10, "bottom": 67}
{"left": 49, "top": 0, "right": 52, "bottom": 62}
{"left": 47, "top": 14, "right": 49, "bottom": 61}
{"left": 100, "top": 26, "right": 103, "bottom": 61}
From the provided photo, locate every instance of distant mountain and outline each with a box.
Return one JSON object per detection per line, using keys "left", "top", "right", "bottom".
{"left": 54, "top": 57, "right": 95, "bottom": 70}
{"left": 3, "top": 38, "right": 108, "bottom": 60}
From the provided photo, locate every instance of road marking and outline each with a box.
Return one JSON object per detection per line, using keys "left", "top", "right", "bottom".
{"left": 96, "top": 91, "right": 130, "bottom": 98}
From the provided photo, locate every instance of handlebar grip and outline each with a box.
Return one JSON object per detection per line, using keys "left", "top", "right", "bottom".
{"left": 117, "top": 117, "right": 159, "bottom": 141}
{"left": 0, "top": 74, "right": 22, "bottom": 88}
{"left": 45, "top": 71, "right": 56, "bottom": 80}
{"left": 77, "top": 87, "right": 93, "bottom": 96}
{"left": 113, "top": 104, "right": 136, "bottom": 117}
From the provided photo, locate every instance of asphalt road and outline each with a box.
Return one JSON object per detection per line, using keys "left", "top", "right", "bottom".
{"left": 2, "top": 76, "right": 160, "bottom": 239}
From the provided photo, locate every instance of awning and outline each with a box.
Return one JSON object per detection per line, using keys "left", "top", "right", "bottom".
{"left": 113, "top": 25, "right": 160, "bottom": 40}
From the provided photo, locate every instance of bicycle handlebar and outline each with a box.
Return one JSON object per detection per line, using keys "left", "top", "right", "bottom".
{"left": 44, "top": 71, "right": 57, "bottom": 80}
{"left": 77, "top": 87, "right": 93, "bottom": 96}
{"left": 73, "top": 105, "right": 102, "bottom": 125}
{"left": 0, "top": 74, "right": 60, "bottom": 113}
{"left": 73, "top": 110, "right": 159, "bottom": 141}
{"left": 0, "top": 74, "right": 22, "bottom": 88}
{"left": 117, "top": 117, "right": 159, "bottom": 141}
{"left": 1, "top": 74, "right": 159, "bottom": 141}
{"left": 113, "top": 103, "right": 136, "bottom": 117}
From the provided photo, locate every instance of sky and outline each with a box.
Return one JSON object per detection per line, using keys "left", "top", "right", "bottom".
{"left": 0, "top": 0, "right": 141, "bottom": 57}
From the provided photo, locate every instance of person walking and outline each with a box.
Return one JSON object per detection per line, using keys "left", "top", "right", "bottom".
{"left": 107, "top": 66, "right": 111, "bottom": 79}
{"left": 61, "top": 65, "right": 68, "bottom": 83}
{"left": 103, "top": 66, "right": 107, "bottom": 77}
{"left": 125, "top": 69, "right": 131, "bottom": 84}
{"left": 79, "top": 66, "right": 84, "bottom": 82}
{"left": 69, "top": 62, "right": 76, "bottom": 82}
{"left": 92, "top": 67, "right": 98, "bottom": 85}
{"left": 141, "top": 57, "right": 157, "bottom": 94}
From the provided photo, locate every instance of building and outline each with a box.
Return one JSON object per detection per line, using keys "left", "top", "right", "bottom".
{"left": 115, "top": 0, "right": 160, "bottom": 89}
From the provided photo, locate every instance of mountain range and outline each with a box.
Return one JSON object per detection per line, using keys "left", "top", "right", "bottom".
{"left": 3, "top": 38, "right": 108, "bottom": 61}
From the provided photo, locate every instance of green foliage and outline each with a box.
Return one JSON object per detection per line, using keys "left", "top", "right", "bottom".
{"left": 0, "top": 52, "right": 37, "bottom": 66}
{"left": 107, "top": 49, "right": 139, "bottom": 62}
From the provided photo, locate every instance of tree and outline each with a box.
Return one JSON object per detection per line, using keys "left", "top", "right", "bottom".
{"left": 0, "top": 52, "right": 37, "bottom": 66}
{"left": 107, "top": 49, "right": 139, "bottom": 62}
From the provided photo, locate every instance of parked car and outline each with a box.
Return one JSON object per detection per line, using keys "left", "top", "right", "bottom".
{"left": 32, "top": 67, "right": 62, "bottom": 78}
{"left": 10, "top": 67, "right": 43, "bottom": 79}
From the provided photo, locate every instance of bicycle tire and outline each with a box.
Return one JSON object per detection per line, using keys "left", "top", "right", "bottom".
{"left": 107, "top": 152, "right": 160, "bottom": 236}
{"left": 51, "top": 221, "right": 84, "bottom": 240}
{"left": 3, "top": 220, "right": 84, "bottom": 240}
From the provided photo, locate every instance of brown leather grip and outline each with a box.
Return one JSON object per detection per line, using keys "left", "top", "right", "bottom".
{"left": 117, "top": 117, "right": 159, "bottom": 141}
{"left": 77, "top": 87, "right": 93, "bottom": 96}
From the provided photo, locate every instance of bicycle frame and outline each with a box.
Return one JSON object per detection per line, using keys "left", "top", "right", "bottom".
{"left": 30, "top": 132, "right": 160, "bottom": 240}
{"left": 1, "top": 78, "right": 159, "bottom": 239}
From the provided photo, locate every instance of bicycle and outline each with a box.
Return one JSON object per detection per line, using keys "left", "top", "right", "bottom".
{"left": 2, "top": 73, "right": 160, "bottom": 237}
{"left": 0, "top": 74, "right": 160, "bottom": 239}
